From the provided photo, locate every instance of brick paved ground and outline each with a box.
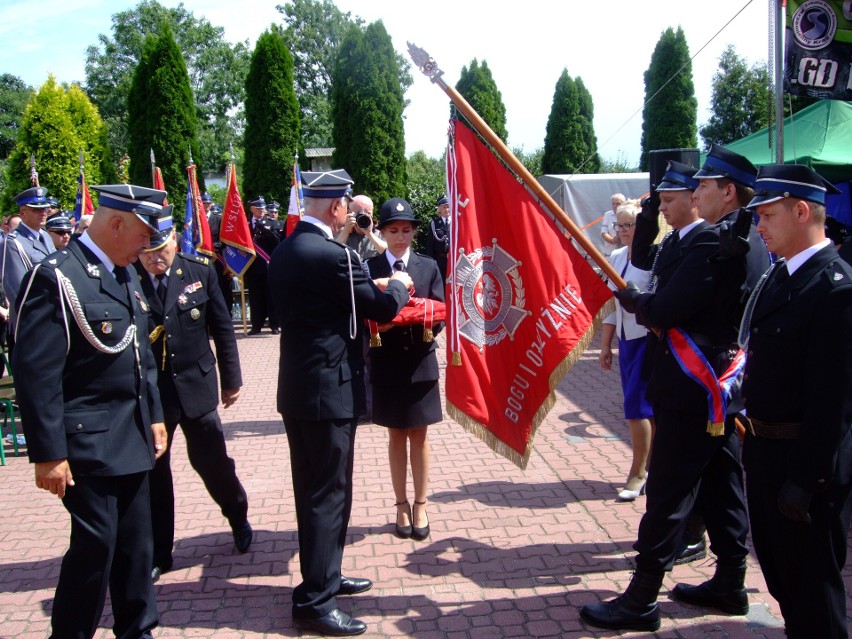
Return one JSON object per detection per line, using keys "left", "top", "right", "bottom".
{"left": 1, "top": 330, "right": 850, "bottom": 638}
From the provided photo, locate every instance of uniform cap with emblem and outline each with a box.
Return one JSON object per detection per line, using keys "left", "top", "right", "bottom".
{"left": 15, "top": 186, "right": 52, "bottom": 209}
{"left": 267, "top": 200, "right": 281, "bottom": 212}
{"left": 747, "top": 164, "right": 840, "bottom": 208}
{"left": 249, "top": 196, "right": 266, "bottom": 209}
{"left": 45, "top": 214, "right": 73, "bottom": 232}
{"left": 145, "top": 220, "right": 176, "bottom": 252}
{"left": 201, "top": 192, "right": 213, "bottom": 203}
{"left": 47, "top": 196, "right": 60, "bottom": 208}
{"left": 656, "top": 160, "right": 700, "bottom": 192}
{"left": 91, "top": 184, "right": 173, "bottom": 232}
{"left": 377, "top": 197, "right": 420, "bottom": 229}
{"left": 694, "top": 144, "right": 758, "bottom": 188}
{"left": 300, "top": 169, "right": 354, "bottom": 199}
{"left": 436, "top": 194, "right": 449, "bottom": 207}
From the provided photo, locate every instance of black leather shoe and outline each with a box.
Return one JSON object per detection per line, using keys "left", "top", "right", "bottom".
{"left": 151, "top": 566, "right": 165, "bottom": 583}
{"left": 248, "top": 327, "right": 262, "bottom": 335}
{"left": 232, "top": 522, "right": 253, "bottom": 553}
{"left": 271, "top": 327, "right": 280, "bottom": 335}
{"left": 411, "top": 500, "right": 430, "bottom": 541}
{"left": 337, "top": 576, "right": 373, "bottom": 596}
{"left": 293, "top": 608, "right": 367, "bottom": 636}
{"left": 674, "top": 538, "right": 707, "bottom": 565}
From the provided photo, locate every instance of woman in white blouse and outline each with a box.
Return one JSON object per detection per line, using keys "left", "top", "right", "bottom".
{"left": 599, "top": 201, "right": 655, "bottom": 501}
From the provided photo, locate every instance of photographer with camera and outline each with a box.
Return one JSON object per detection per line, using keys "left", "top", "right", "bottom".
{"left": 335, "top": 194, "right": 387, "bottom": 260}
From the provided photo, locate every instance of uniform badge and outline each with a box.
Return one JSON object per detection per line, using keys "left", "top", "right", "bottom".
{"left": 178, "top": 294, "right": 188, "bottom": 305}
{"left": 190, "top": 308, "right": 201, "bottom": 320}
{"left": 48, "top": 258, "right": 57, "bottom": 264}
{"left": 176, "top": 268, "right": 183, "bottom": 276}
{"left": 101, "top": 321, "right": 113, "bottom": 334}
{"left": 134, "top": 290, "right": 149, "bottom": 312}
{"left": 86, "top": 263, "right": 100, "bottom": 277}
{"left": 183, "top": 281, "right": 203, "bottom": 294}
{"left": 834, "top": 272, "right": 844, "bottom": 281}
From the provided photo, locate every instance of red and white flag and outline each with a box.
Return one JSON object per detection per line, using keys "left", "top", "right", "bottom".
{"left": 445, "top": 120, "right": 613, "bottom": 469}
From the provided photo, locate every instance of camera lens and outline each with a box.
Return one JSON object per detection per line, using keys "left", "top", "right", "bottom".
{"left": 356, "top": 212, "right": 372, "bottom": 229}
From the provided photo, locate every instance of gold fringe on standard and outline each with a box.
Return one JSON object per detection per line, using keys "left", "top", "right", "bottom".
{"left": 706, "top": 421, "right": 725, "bottom": 436}
{"left": 149, "top": 324, "right": 167, "bottom": 370}
{"left": 446, "top": 300, "right": 613, "bottom": 471}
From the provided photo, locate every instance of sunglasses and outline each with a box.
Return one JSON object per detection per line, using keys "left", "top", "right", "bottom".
{"left": 49, "top": 229, "right": 72, "bottom": 236}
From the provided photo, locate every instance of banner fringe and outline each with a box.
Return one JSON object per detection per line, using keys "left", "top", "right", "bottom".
{"left": 448, "top": 296, "right": 614, "bottom": 471}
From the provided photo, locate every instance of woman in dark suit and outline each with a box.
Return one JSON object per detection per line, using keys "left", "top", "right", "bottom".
{"left": 368, "top": 198, "right": 444, "bottom": 541}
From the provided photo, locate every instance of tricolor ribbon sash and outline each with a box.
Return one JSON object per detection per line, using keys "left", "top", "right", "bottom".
{"left": 666, "top": 327, "right": 746, "bottom": 436}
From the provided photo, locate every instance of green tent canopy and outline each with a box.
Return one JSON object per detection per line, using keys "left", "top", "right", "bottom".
{"left": 713, "top": 100, "right": 852, "bottom": 182}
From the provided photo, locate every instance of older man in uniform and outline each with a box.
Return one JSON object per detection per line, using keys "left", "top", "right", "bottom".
{"left": 1, "top": 186, "right": 56, "bottom": 350}
{"left": 135, "top": 224, "right": 251, "bottom": 582}
{"left": 13, "top": 184, "right": 170, "bottom": 639}
{"left": 581, "top": 160, "right": 751, "bottom": 631}
{"left": 245, "top": 197, "right": 280, "bottom": 334}
{"left": 269, "top": 169, "right": 412, "bottom": 636}
{"left": 734, "top": 165, "right": 851, "bottom": 639}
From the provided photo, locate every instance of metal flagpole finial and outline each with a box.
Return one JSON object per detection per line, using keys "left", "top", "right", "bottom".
{"left": 188, "top": 147, "right": 194, "bottom": 166}
{"left": 407, "top": 42, "right": 445, "bottom": 85}
{"left": 229, "top": 142, "right": 235, "bottom": 164}
{"left": 150, "top": 148, "right": 155, "bottom": 164}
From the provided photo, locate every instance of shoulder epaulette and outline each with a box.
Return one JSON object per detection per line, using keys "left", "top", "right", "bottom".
{"left": 182, "top": 253, "right": 211, "bottom": 266}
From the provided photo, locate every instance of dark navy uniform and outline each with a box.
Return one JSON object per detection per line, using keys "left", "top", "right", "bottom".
{"left": 269, "top": 193, "right": 408, "bottom": 625}
{"left": 245, "top": 211, "right": 281, "bottom": 333}
{"left": 206, "top": 205, "right": 235, "bottom": 310}
{"left": 14, "top": 238, "right": 162, "bottom": 638}
{"left": 424, "top": 216, "right": 450, "bottom": 282}
{"left": 134, "top": 251, "right": 247, "bottom": 572}
{"left": 738, "top": 165, "right": 852, "bottom": 639}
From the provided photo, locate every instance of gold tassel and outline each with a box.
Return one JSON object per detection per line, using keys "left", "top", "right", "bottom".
{"left": 707, "top": 421, "right": 725, "bottom": 437}
{"left": 370, "top": 332, "right": 382, "bottom": 347}
{"left": 423, "top": 327, "right": 434, "bottom": 342}
{"left": 452, "top": 351, "right": 461, "bottom": 366}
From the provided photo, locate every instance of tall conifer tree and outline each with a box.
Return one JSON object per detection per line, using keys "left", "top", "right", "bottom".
{"left": 331, "top": 21, "right": 405, "bottom": 204}
{"left": 542, "top": 70, "right": 600, "bottom": 174}
{"left": 127, "top": 22, "right": 202, "bottom": 200}
{"left": 243, "top": 26, "right": 300, "bottom": 205}
{"left": 639, "top": 26, "right": 697, "bottom": 170}
{"left": 455, "top": 59, "right": 508, "bottom": 143}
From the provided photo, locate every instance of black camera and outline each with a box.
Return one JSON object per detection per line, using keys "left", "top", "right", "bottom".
{"left": 355, "top": 211, "right": 372, "bottom": 229}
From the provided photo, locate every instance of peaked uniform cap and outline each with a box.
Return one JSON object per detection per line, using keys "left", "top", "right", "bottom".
{"left": 249, "top": 196, "right": 266, "bottom": 209}
{"left": 747, "top": 164, "right": 840, "bottom": 208}
{"left": 146, "top": 223, "right": 175, "bottom": 251}
{"left": 436, "top": 194, "right": 449, "bottom": 206}
{"left": 45, "top": 214, "right": 73, "bottom": 231}
{"left": 377, "top": 197, "right": 419, "bottom": 229}
{"left": 15, "top": 186, "right": 52, "bottom": 208}
{"left": 91, "top": 184, "right": 172, "bottom": 232}
{"left": 201, "top": 192, "right": 213, "bottom": 202}
{"left": 301, "top": 169, "right": 354, "bottom": 198}
{"left": 267, "top": 201, "right": 281, "bottom": 211}
{"left": 695, "top": 144, "right": 758, "bottom": 188}
{"left": 656, "top": 160, "right": 700, "bottom": 192}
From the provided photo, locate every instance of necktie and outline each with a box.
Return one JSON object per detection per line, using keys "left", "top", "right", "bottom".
{"left": 669, "top": 229, "right": 681, "bottom": 250}
{"left": 155, "top": 273, "right": 167, "bottom": 305}
{"left": 393, "top": 259, "right": 406, "bottom": 272}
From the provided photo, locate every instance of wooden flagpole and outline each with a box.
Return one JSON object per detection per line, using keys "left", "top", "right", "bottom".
{"left": 407, "top": 43, "right": 626, "bottom": 290}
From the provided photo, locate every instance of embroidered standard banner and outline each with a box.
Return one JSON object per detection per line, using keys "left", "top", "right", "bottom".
{"left": 785, "top": 0, "right": 852, "bottom": 99}
{"left": 182, "top": 163, "right": 215, "bottom": 258}
{"left": 445, "top": 120, "right": 613, "bottom": 469}
{"left": 220, "top": 162, "right": 256, "bottom": 278}
{"left": 286, "top": 161, "right": 305, "bottom": 237}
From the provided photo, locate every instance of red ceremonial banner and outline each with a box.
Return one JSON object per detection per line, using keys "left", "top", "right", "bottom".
{"left": 445, "top": 120, "right": 613, "bottom": 469}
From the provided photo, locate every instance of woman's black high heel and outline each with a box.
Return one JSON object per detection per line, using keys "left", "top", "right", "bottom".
{"left": 411, "top": 500, "right": 430, "bottom": 541}
{"left": 394, "top": 500, "right": 412, "bottom": 538}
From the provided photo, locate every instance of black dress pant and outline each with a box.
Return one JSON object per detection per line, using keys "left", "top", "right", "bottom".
{"left": 284, "top": 417, "right": 357, "bottom": 618}
{"left": 51, "top": 472, "right": 158, "bottom": 639}
{"left": 634, "top": 406, "right": 749, "bottom": 574}
{"left": 745, "top": 436, "right": 852, "bottom": 639}
{"left": 150, "top": 409, "right": 248, "bottom": 568}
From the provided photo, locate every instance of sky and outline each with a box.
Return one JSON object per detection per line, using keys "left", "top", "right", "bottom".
{"left": 0, "top": 0, "right": 776, "bottom": 166}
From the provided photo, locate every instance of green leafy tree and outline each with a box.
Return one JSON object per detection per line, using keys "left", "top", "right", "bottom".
{"left": 600, "top": 151, "right": 639, "bottom": 173}
{"left": 4, "top": 77, "right": 111, "bottom": 213}
{"left": 639, "top": 26, "right": 698, "bottom": 170}
{"left": 700, "top": 46, "right": 771, "bottom": 149}
{"left": 331, "top": 21, "right": 406, "bottom": 205}
{"left": 127, "top": 23, "right": 203, "bottom": 203}
{"left": 85, "top": 0, "right": 250, "bottom": 172}
{"left": 278, "top": 0, "right": 412, "bottom": 150}
{"left": 0, "top": 74, "right": 31, "bottom": 159}
{"left": 542, "top": 70, "right": 600, "bottom": 174}
{"left": 455, "top": 59, "right": 508, "bottom": 143}
{"left": 406, "top": 150, "right": 445, "bottom": 247}
{"left": 513, "top": 146, "right": 544, "bottom": 177}
{"left": 242, "top": 26, "right": 300, "bottom": 205}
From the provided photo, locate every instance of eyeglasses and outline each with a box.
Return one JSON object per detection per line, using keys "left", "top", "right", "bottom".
{"left": 49, "top": 230, "right": 72, "bottom": 236}
{"left": 616, "top": 223, "right": 635, "bottom": 230}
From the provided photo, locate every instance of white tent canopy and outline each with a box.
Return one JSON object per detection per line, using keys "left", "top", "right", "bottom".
{"left": 537, "top": 172, "right": 650, "bottom": 253}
